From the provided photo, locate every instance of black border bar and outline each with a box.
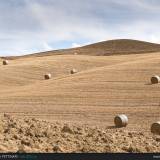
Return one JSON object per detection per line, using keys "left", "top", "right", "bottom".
{"left": 0, "top": 153, "right": 159, "bottom": 160}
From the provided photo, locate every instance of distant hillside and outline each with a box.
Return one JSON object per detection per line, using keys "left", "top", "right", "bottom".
{"left": 3, "top": 39, "right": 160, "bottom": 59}
{"left": 79, "top": 39, "right": 160, "bottom": 56}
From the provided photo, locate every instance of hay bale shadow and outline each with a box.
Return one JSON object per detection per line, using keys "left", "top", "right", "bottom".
{"left": 107, "top": 125, "right": 126, "bottom": 129}
{"left": 145, "top": 82, "right": 152, "bottom": 85}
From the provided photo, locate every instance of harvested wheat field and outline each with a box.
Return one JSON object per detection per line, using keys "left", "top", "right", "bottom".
{"left": 0, "top": 39, "right": 160, "bottom": 153}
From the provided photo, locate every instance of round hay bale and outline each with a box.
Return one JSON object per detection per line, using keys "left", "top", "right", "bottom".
{"left": 44, "top": 73, "right": 51, "bottom": 80}
{"left": 3, "top": 60, "right": 9, "bottom": 65}
{"left": 151, "top": 122, "right": 160, "bottom": 134}
{"left": 114, "top": 114, "right": 128, "bottom": 127}
{"left": 70, "top": 69, "right": 77, "bottom": 74}
{"left": 151, "top": 75, "right": 160, "bottom": 84}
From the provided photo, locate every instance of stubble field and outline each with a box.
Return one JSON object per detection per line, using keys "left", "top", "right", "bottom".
{"left": 0, "top": 51, "right": 159, "bottom": 152}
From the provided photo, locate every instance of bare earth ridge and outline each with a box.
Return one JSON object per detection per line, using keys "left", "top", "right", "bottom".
{"left": 0, "top": 115, "right": 159, "bottom": 153}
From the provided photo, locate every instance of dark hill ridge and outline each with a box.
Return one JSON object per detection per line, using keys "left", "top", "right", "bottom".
{"left": 80, "top": 39, "right": 160, "bottom": 55}
{"left": 3, "top": 39, "right": 160, "bottom": 59}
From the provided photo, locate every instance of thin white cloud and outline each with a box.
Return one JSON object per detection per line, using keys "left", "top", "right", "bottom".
{"left": 71, "top": 43, "right": 81, "bottom": 48}
{"left": 42, "top": 42, "right": 53, "bottom": 51}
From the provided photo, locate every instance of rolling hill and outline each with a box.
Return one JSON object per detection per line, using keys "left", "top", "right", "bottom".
{"left": 0, "top": 52, "right": 159, "bottom": 129}
{"left": 3, "top": 39, "right": 160, "bottom": 59}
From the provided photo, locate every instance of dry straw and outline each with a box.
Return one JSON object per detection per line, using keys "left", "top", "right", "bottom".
{"left": 151, "top": 122, "right": 160, "bottom": 135}
{"left": 3, "top": 60, "right": 9, "bottom": 65}
{"left": 70, "top": 69, "right": 77, "bottom": 74}
{"left": 114, "top": 114, "right": 128, "bottom": 127}
{"left": 44, "top": 73, "right": 51, "bottom": 80}
{"left": 151, "top": 75, "right": 160, "bottom": 84}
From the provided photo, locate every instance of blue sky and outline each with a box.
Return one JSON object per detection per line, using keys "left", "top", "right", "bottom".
{"left": 0, "top": 0, "right": 160, "bottom": 56}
